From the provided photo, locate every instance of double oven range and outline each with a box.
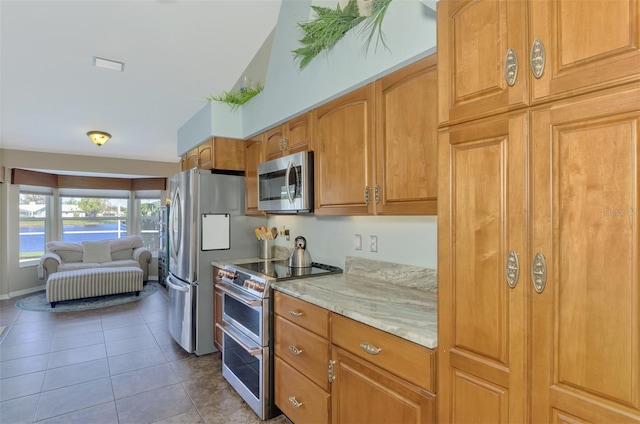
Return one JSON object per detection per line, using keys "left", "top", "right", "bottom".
{"left": 214, "top": 260, "right": 342, "bottom": 420}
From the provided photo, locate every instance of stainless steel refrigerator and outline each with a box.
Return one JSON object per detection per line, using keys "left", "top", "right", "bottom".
{"left": 166, "top": 169, "right": 266, "bottom": 355}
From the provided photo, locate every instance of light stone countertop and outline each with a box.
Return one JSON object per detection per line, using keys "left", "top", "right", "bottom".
{"left": 211, "top": 256, "right": 438, "bottom": 349}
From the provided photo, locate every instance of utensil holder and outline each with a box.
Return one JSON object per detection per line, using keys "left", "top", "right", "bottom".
{"left": 258, "top": 240, "right": 274, "bottom": 259}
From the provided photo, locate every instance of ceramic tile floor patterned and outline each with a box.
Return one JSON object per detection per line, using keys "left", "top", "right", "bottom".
{"left": 0, "top": 284, "right": 291, "bottom": 424}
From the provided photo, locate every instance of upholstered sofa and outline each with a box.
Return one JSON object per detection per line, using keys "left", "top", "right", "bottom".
{"left": 37, "top": 235, "right": 152, "bottom": 282}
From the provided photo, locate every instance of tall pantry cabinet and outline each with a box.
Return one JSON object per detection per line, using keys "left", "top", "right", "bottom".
{"left": 437, "top": 0, "right": 640, "bottom": 423}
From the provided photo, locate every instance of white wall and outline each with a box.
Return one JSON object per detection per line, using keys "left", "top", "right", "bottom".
{"left": 177, "top": 0, "right": 438, "bottom": 154}
{"left": 267, "top": 215, "right": 437, "bottom": 269}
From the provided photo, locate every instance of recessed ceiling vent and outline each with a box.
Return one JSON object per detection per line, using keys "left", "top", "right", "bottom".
{"left": 93, "top": 56, "right": 125, "bottom": 72}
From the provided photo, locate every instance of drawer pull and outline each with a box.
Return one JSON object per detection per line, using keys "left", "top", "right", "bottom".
{"left": 288, "top": 309, "right": 303, "bottom": 317}
{"left": 289, "top": 397, "right": 303, "bottom": 408}
{"left": 288, "top": 345, "right": 303, "bottom": 355}
{"left": 359, "top": 342, "right": 382, "bottom": 355}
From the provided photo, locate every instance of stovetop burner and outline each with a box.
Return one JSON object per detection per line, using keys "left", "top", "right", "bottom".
{"left": 232, "top": 260, "right": 343, "bottom": 282}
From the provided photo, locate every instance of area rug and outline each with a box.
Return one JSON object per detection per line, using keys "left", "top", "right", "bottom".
{"left": 15, "top": 283, "right": 159, "bottom": 312}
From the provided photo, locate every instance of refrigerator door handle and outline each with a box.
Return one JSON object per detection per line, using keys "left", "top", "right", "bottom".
{"left": 166, "top": 277, "right": 189, "bottom": 293}
{"left": 170, "top": 187, "right": 182, "bottom": 260}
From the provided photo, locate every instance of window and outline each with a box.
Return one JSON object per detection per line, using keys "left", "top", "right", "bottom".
{"left": 138, "top": 198, "right": 161, "bottom": 256}
{"left": 15, "top": 172, "right": 166, "bottom": 265}
{"left": 60, "top": 196, "right": 128, "bottom": 243}
{"left": 19, "top": 191, "right": 51, "bottom": 262}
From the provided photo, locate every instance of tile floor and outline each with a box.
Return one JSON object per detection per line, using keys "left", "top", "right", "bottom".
{"left": 0, "top": 283, "right": 291, "bottom": 424}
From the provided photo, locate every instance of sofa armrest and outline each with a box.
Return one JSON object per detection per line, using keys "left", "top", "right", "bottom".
{"left": 38, "top": 253, "right": 62, "bottom": 280}
{"left": 133, "top": 247, "right": 152, "bottom": 281}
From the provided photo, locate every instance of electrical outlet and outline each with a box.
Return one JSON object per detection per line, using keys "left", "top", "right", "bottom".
{"left": 354, "top": 234, "right": 362, "bottom": 250}
{"left": 370, "top": 235, "right": 378, "bottom": 252}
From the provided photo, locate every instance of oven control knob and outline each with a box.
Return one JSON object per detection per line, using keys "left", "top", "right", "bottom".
{"left": 244, "top": 279, "right": 265, "bottom": 293}
{"left": 218, "top": 269, "right": 236, "bottom": 280}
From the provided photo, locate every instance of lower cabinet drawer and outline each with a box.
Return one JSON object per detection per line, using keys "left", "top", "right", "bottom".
{"left": 274, "top": 315, "right": 331, "bottom": 391}
{"left": 331, "top": 313, "right": 436, "bottom": 392}
{"left": 275, "top": 356, "right": 330, "bottom": 424}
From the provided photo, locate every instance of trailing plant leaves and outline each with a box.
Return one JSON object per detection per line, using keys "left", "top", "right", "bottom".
{"left": 292, "top": 0, "right": 365, "bottom": 69}
{"left": 207, "top": 83, "right": 264, "bottom": 111}
{"left": 360, "top": 0, "right": 393, "bottom": 53}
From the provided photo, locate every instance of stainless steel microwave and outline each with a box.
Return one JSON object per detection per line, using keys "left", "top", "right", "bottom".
{"left": 257, "top": 151, "right": 313, "bottom": 213}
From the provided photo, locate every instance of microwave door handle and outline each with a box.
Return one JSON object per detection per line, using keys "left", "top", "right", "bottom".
{"left": 285, "top": 160, "right": 295, "bottom": 204}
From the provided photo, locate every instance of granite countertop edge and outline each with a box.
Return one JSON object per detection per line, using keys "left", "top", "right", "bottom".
{"left": 272, "top": 274, "right": 438, "bottom": 350}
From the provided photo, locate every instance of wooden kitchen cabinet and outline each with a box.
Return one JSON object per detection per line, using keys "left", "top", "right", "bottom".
{"left": 274, "top": 291, "right": 437, "bottom": 424}
{"left": 314, "top": 55, "right": 438, "bottom": 216}
{"left": 438, "top": 112, "right": 528, "bottom": 424}
{"left": 264, "top": 112, "right": 312, "bottom": 161}
{"left": 244, "top": 135, "right": 264, "bottom": 216}
{"left": 438, "top": 2, "right": 640, "bottom": 421}
{"left": 314, "top": 84, "right": 376, "bottom": 215}
{"left": 438, "top": 0, "right": 640, "bottom": 126}
{"left": 330, "top": 314, "right": 436, "bottom": 424}
{"left": 274, "top": 292, "right": 331, "bottom": 424}
{"left": 528, "top": 84, "right": 640, "bottom": 423}
{"left": 213, "top": 286, "right": 222, "bottom": 351}
{"left": 180, "top": 137, "right": 245, "bottom": 171}
{"left": 375, "top": 54, "right": 438, "bottom": 215}
{"left": 331, "top": 347, "right": 435, "bottom": 424}
{"left": 438, "top": 86, "right": 640, "bottom": 422}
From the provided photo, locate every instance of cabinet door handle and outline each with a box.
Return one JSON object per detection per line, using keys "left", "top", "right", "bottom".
{"left": 288, "top": 345, "right": 303, "bottom": 355}
{"left": 328, "top": 360, "right": 336, "bottom": 382}
{"left": 504, "top": 48, "right": 518, "bottom": 86}
{"left": 532, "top": 252, "right": 547, "bottom": 293}
{"left": 365, "top": 186, "right": 371, "bottom": 204}
{"left": 374, "top": 185, "right": 380, "bottom": 204}
{"left": 288, "top": 397, "right": 303, "bottom": 408}
{"left": 506, "top": 250, "right": 520, "bottom": 288}
{"left": 360, "top": 342, "right": 382, "bottom": 355}
{"left": 288, "top": 309, "right": 303, "bottom": 317}
{"left": 530, "top": 38, "right": 546, "bottom": 78}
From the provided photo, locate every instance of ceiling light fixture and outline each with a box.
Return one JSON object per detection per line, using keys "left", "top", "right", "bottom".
{"left": 93, "top": 56, "right": 125, "bottom": 72}
{"left": 87, "top": 131, "right": 111, "bottom": 146}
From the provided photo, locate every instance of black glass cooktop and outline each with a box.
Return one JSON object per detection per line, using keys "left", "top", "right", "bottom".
{"left": 233, "top": 260, "right": 342, "bottom": 281}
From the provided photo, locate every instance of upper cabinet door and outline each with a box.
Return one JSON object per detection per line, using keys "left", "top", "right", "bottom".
{"left": 181, "top": 147, "right": 199, "bottom": 171}
{"left": 529, "top": 0, "right": 640, "bottom": 103}
{"left": 265, "top": 126, "right": 286, "bottom": 161}
{"left": 244, "top": 136, "right": 264, "bottom": 216}
{"left": 375, "top": 54, "right": 438, "bottom": 215}
{"left": 284, "top": 112, "right": 312, "bottom": 154}
{"left": 314, "top": 84, "right": 375, "bottom": 215}
{"left": 438, "top": 0, "right": 529, "bottom": 125}
{"left": 265, "top": 113, "right": 312, "bottom": 161}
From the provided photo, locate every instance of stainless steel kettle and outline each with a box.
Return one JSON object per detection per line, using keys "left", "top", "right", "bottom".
{"left": 288, "top": 236, "right": 312, "bottom": 268}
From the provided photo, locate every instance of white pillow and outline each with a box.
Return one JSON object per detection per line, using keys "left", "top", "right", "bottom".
{"left": 82, "top": 240, "right": 112, "bottom": 263}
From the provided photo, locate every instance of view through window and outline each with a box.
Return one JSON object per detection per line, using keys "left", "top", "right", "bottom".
{"left": 61, "top": 196, "right": 128, "bottom": 243}
{"left": 19, "top": 193, "right": 50, "bottom": 261}
{"left": 19, "top": 185, "right": 163, "bottom": 264}
{"left": 138, "top": 199, "right": 160, "bottom": 256}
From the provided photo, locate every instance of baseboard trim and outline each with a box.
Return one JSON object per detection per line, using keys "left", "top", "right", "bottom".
{"left": 0, "top": 284, "right": 46, "bottom": 300}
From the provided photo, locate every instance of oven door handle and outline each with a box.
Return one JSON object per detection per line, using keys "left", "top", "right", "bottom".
{"left": 216, "top": 283, "right": 262, "bottom": 307}
{"left": 216, "top": 322, "right": 262, "bottom": 356}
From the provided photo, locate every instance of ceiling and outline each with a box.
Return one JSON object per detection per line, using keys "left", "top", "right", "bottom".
{"left": 0, "top": 0, "right": 282, "bottom": 164}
